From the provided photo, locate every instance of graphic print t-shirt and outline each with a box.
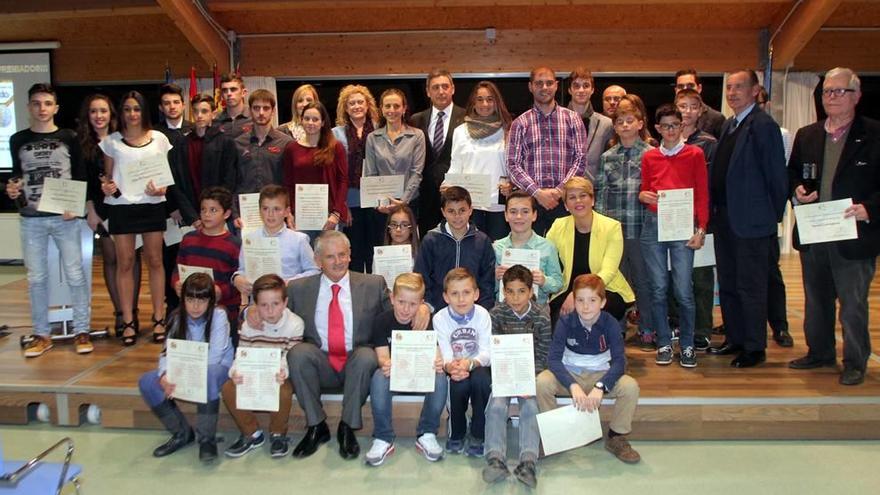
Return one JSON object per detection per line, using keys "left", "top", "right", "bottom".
{"left": 10, "top": 128, "right": 82, "bottom": 217}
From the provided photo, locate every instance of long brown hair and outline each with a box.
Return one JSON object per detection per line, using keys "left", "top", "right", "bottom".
{"left": 383, "top": 204, "right": 420, "bottom": 253}
{"left": 464, "top": 80, "right": 513, "bottom": 135}
{"left": 77, "top": 94, "right": 117, "bottom": 162}
{"left": 300, "top": 101, "right": 338, "bottom": 167}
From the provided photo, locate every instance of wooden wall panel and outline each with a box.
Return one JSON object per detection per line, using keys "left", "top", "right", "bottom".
{"left": 240, "top": 29, "right": 759, "bottom": 77}
{"left": 792, "top": 31, "right": 880, "bottom": 71}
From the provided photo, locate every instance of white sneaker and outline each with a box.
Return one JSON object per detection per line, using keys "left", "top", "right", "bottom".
{"left": 416, "top": 433, "right": 444, "bottom": 462}
{"left": 365, "top": 439, "right": 394, "bottom": 466}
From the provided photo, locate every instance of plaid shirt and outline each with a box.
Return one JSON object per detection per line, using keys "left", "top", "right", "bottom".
{"left": 507, "top": 104, "right": 587, "bottom": 195}
{"left": 594, "top": 139, "right": 653, "bottom": 240}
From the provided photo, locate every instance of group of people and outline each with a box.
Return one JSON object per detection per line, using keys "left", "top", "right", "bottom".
{"left": 6, "top": 63, "right": 877, "bottom": 485}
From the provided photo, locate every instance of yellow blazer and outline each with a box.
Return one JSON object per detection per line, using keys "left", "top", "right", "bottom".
{"left": 546, "top": 211, "right": 635, "bottom": 302}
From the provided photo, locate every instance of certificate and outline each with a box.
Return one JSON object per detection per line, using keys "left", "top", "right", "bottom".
{"left": 657, "top": 188, "right": 694, "bottom": 242}
{"left": 243, "top": 237, "right": 282, "bottom": 280}
{"left": 490, "top": 334, "right": 536, "bottom": 397}
{"left": 163, "top": 218, "right": 195, "bottom": 246}
{"left": 178, "top": 264, "right": 213, "bottom": 283}
{"left": 165, "top": 338, "right": 208, "bottom": 404}
{"left": 794, "top": 198, "right": 858, "bottom": 245}
{"left": 390, "top": 330, "right": 437, "bottom": 393}
{"left": 238, "top": 193, "right": 262, "bottom": 232}
{"left": 499, "top": 248, "right": 541, "bottom": 300}
{"left": 373, "top": 245, "right": 412, "bottom": 290}
{"left": 294, "top": 184, "right": 328, "bottom": 231}
{"left": 360, "top": 175, "right": 405, "bottom": 208}
{"left": 536, "top": 405, "right": 603, "bottom": 456}
{"left": 235, "top": 347, "right": 282, "bottom": 412}
{"left": 36, "top": 178, "right": 87, "bottom": 216}
{"left": 121, "top": 154, "right": 175, "bottom": 195}
{"left": 444, "top": 173, "right": 492, "bottom": 210}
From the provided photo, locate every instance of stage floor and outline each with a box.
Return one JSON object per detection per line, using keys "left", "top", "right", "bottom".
{"left": 0, "top": 253, "right": 878, "bottom": 440}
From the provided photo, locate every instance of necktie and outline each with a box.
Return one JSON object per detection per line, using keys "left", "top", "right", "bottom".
{"left": 433, "top": 111, "right": 445, "bottom": 156}
{"left": 728, "top": 118, "right": 738, "bottom": 134}
{"left": 328, "top": 284, "right": 346, "bottom": 372}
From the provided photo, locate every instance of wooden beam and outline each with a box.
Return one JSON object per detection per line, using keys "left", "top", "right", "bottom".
{"left": 156, "top": 0, "right": 229, "bottom": 72}
{"left": 3, "top": 6, "right": 160, "bottom": 21}
{"left": 771, "top": 0, "right": 843, "bottom": 68}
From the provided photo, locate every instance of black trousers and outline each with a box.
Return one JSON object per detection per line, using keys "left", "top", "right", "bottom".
{"left": 533, "top": 203, "right": 568, "bottom": 238}
{"left": 345, "top": 206, "right": 373, "bottom": 273}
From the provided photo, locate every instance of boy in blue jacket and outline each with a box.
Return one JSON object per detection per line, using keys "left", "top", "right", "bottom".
{"left": 536, "top": 274, "right": 641, "bottom": 464}
{"left": 414, "top": 186, "right": 496, "bottom": 311}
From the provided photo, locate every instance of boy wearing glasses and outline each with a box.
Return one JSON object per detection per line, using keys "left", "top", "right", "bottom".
{"left": 674, "top": 69, "right": 725, "bottom": 138}
{"left": 638, "top": 104, "right": 709, "bottom": 368}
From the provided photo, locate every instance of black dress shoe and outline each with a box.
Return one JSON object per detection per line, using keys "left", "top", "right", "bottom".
{"left": 337, "top": 422, "right": 360, "bottom": 460}
{"left": 292, "top": 421, "right": 330, "bottom": 458}
{"left": 152, "top": 428, "right": 195, "bottom": 457}
{"left": 773, "top": 330, "right": 794, "bottom": 347}
{"left": 199, "top": 440, "right": 218, "bottom": 463}
{"left": 707, "top": 341, "right": 742, "bottom": 356}
{"left": 839, "top": 368, "right": 865, "bottom": 386}
{"left": 731, "top": 351, "right": 766, "bottom": 368}
{"left": 789, "top": 355, "right": 836, "bottom": 370}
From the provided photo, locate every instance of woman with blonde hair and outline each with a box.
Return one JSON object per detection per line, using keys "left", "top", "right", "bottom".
{"left": 278, "top": 84, "right": 319, "bottom": 141}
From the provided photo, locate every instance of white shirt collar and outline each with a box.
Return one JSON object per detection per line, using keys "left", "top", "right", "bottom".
{"left": 166, "top": 118, "right": 183, "bottom": 130}
{"left": 431, "top": 103, "right": 454, "bottom": 120}
{"left": 512, "top": 302, "right": 532, "bottom": 320}
{"left": 321, "top": 271, "right": 351, "bottom": 291}
{"left": 660, "top": 139, "right": 685, "bottom": 156}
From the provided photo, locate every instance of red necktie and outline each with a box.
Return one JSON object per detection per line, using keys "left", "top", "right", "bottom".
{"left": 328, "top": 284, "right": 347, "bottom": 372}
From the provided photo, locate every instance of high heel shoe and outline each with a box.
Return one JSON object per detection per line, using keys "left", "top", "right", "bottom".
{"left": 120, "top": 320, "right": 138, "bottom": 347}
{"left": 152, "top": 314, "right": 167, "bottom": 344}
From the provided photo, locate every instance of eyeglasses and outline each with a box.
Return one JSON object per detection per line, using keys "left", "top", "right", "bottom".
{"left": 656, "top": 123, "right": 682, "bottom": 131}
{"left": 388, "top": 223, "right": 412, "bottom": 231}
{"left": 822, "top": 88, "right": 856, "bottom": 98}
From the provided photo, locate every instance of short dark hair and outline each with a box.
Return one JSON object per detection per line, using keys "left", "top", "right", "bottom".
{"left": 674, "top": 88, "right": 703, "bottom": 104}
{"left": 674, "top": 68, "right": 700, "bottom": 84}
{"left": 529, "top": 67, "right": 555, "bottom": 82}
{"left": 191, "top": 93, "right": 216, "bottom": 110}
{"left": 259, "top": 184, "right": 289, "bottom": 208}
{"left": 159, "top": 83, "right": 184, "bottom": 100}
{"left": 655, "top": 103, "right": 682, "bottom": 122}
{"left": 220, "top": 72, "right": 245, "bottom": 86}
{"left": 199, "top": 186, "right": 232, "bottom": 212}
{"left": 503, "top": 264, "right": 533, "bottom": 289}
{"left": 441, "top": 186, "right": 472, "bottom": 208}
{"left": 505, "top": 190, "right": 537, "bottom": 211}
{"left": 252, "top": 273, "right": 286, "bottom": 302}
{"left": 28, "top": 83, "right": 57, "bottom": 102}
{"left": 426, "top": 69, "right": 453, "bottom": 87}
{"left": 757, "top": 85, "right": 769, "bottom": 105}
{"left": 249, "top": 89, "right": 276, "bottom": 109}
{"left": 567, "top": 67, "right": 594, "bottom": 86}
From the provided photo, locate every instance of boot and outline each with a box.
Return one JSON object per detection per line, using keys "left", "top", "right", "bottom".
{"left": 152, "top": 400, "right": 194, "bottom": 457}
{"left": 196, "top": 400, "right": 220, "bottom": 463}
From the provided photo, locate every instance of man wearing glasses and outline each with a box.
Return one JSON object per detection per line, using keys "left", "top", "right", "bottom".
{"left": 507, "top": 67, "right": 588, "bottom": 236}
{"left": 787, "top": 67, "right": 880, "bottom": 385}
{"left": 674, "top": 69, "right": 725, "bottom": 138}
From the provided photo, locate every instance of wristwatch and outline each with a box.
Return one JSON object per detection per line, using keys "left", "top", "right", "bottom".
{"left": 594, "top": 382, "right": 605, "bottom": 392}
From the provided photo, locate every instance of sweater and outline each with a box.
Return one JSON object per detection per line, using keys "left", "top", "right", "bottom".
{"left": 640, "top": 144, "right": 709, "bottom": 230}
{"left": 490, "top": 301, "right": 552, "bottom": 374}
{"left": 233, "top": 307, "right": 304, "bottom": 377}
{"left": 433, "top": 304, "right": 492, "bottom": 367}
{"left": 171, "top": 229, "right": 241, "bottom": 321}
{"left": 548, "top": 310, "right": 625, "bottom": 391}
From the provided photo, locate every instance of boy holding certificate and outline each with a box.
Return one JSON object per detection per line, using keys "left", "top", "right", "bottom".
{"left": 483, "top": 265, "right": 552, "bottom": 488}
{"left": 433, "top": 268, "right": 492, "bottom": 457}
{"left": 536, "top": 274, "right": 641, "bottom": 464}
{"left": 638, "top": 104, "right": 708, "bottom": 368}
{"left": 365, "top": 273, "right": 447, "bottom": 467}
{"left": 232, "top": 185, "right": 320, "bottom": 298}
{"left": 222, "top": 274, "right": 304, "bottom": 458}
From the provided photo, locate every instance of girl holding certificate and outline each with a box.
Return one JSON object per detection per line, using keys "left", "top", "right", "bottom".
{"left": 278, "top": 84, "right": 319, "bottom": 141}
{"left": 79, "top": 94, "right": 142, "bottom": 339}
{"left": 138, "top": 273, "right": 233, "bottom": 463}
{"left": 444, "top": 81, "right": 513, "bottom": 240}
{"left": 281, "top": 101, "right": 349, "bottom": 241}
{"left": 99, "top": 91, "right": 173, "bottom": 345}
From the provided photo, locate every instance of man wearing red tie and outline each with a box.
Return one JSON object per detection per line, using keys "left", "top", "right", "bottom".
{"left": 285, "top": 231, "right": 432, "bottom": 459}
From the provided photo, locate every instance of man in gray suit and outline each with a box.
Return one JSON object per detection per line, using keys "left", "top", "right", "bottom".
{"left": 567, "top": 67, "right": 614, "bottom": 181}
{"left": 284, "top": 231, "right": 431, "bottom": 459}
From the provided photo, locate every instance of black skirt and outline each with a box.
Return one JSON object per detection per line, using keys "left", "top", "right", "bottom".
{"left": 107, "top": 203, "right": 167, "bottom": 235}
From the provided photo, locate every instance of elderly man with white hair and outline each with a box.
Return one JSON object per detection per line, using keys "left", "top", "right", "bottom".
{"left": 787, "top": 67, "right": 880, "bottom": 385}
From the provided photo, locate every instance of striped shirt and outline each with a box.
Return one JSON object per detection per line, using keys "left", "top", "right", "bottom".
{"left": 171, "top": 230, "right": 242, "bottom": 320}
{"left": 489, "top": 301, "right": 552, "bottom": 374}
{"left": 594, "top": 139, "right": 653, "bottom": 240}
{"left": 506, "top": 104, "right": 588, "bottom": 195}
{"left": 233, "top": 307, "right": 304, "bottom": 377}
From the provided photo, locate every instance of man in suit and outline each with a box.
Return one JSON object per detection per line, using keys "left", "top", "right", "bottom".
{"left": 410, "top": 69, "right": 466, "bottom": 237}
{"left": 787, "top": 67, "right": 880, "bottom": 385}
{"left": 706, "top": 70, "right": 787, "bottom": 368}
{"left": 567, "top": 67, "right": 614, "bottom": 181}
{"left": 285, "top": 231, "right": 431, "bottom": 459}
{"left": 674, "top": 69, "right": 725, "bottom": 139}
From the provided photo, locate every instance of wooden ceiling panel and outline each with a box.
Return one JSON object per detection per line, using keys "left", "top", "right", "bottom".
{"left": 793, "top": 30, "right": 880, "bottom": 71}
{"left": 822, "top": 1, "right": 880, "bottom": 27}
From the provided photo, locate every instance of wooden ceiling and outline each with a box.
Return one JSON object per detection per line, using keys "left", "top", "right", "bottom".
{"left": 2, "top": 0, "right": 879, "bottom": 83}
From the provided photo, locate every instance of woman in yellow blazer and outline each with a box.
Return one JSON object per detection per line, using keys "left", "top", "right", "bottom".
{"left": 547, "top": 176, "right": 634, "bottom": 323}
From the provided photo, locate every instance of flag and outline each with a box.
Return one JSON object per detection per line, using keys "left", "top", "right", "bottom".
{"left": 213, "top": 63, "right": 222, "bottom": 110}
{"left": 189, "top": 66, "right": 198, "bottom": 100}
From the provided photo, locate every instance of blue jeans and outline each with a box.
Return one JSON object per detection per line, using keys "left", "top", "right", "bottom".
{"left": 20, "top": 216, "right": 90, "bottom": 335}
{"left": 448, "top": 366, "right": 492, "bottom": 441}
{"left": 369, "top": 369, "right": 448, "bottom": 443}
{"left": 640, "top": 213, "right": 695, "bottom": 348}
{"left": 484, "top": 395, "right": 540, "bottom": 463}
{"left": 138, "top": 364, "right": 230, "bottom": 408}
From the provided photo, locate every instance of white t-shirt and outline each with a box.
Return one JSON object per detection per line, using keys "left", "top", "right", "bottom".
{"left": 446, "top": 124, "right": 507, "bottom": 212}
{"left": 432, "top": 304, "right": 492, "bottom": 367}
{"left": 99, "top": 130, "right": 172, "bottom": 205}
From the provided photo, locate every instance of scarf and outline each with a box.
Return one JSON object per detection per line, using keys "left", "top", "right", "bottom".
{"left": 346, "top": 119, "right": 374, "bottom": 187}
{"left": 464, "top": 114, "right": 502, "bottom": 140}
{"left": 568, "top": 101, "right": 596, "bottom": 120}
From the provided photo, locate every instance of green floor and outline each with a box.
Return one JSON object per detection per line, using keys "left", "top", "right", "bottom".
{"left": 2, "top": 424, "right": 879, "bottom": 494}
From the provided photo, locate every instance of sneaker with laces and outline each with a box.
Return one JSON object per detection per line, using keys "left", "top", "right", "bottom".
{"left": 225, "top": 431, "right": 265, "bottom": 458}
{"left": 639, "top": 333, "right": 656, "bottom": 352}
{"left": 605, "top": 435, "right": 641, "bottom": 464}
{"left": 465, "top": 440, "right": 484, "bottom": 458}
{"left": 445, "top": 438, "right": 465, "bottom": 454}
{"left": 415, "top": 433, "right": 443, "bottom": 461}
{"left": 75, "top": 333, "right": 94, "bottom": 354}
{"left": 655, "top": 345, "right": 673, "bottom": 365}
{"left": 680, "top": 346, "right": 697, "bottom": 368}
{"left": 24, "top": 335, "right": 53, "bottom": 358}
{"left": 364, "top": 439, "right": 395, "bottom": 466}
{"left": 269, "top": 434, "right": 290, "bottom": 457}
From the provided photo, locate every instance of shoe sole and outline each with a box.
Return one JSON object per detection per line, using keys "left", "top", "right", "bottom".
{"left": 679, "top": 361, "right": 698, "bottom": 368}
{"left": 415, "top": 441, "right": 443, "bottom": 462}
{"left": 365, "top": 444, "right": 395, "bottom": 466}
{"left": 655, "top": 358, "right": 673, "bottom": 365}
{"left": 76, "top": 346, "right": 94, "bottom": 354}
{"left": 271, "top": 447, "right": 290, "bottom": 458}
{"left": 225, "top": 438, "right": 265, "bottom": 458}
{"left": 605, "top": 445, "right": 641, "bottom": 464}
{"left": 24, "top": 345, "right": 53, "bottom": 358}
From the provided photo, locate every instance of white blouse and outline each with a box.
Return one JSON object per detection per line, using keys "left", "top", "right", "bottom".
{"left": 446, "top": 124, "right": 507, "bottom": 212}
{"left": 99, "top": 130, "right": 172, "bottom": 205}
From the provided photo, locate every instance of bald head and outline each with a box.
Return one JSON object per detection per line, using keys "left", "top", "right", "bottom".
{"left": 602, "top": 85, "right": 627, "bottom": 117}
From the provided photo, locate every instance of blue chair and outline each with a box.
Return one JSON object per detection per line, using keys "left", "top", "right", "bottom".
{"left": 0, "top": 437, "right": 82, "bottom": 494}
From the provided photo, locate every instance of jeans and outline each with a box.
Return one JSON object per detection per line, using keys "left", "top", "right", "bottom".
{"left": 138, "top": 364, "right": 230, "bottom": 408}
{"left": 369, "top": 369, "right": 449, "bottom": 443}
{"left": 640, "top": 213, "right": 695, "bottom": 348}
{"left": 484, "top": 395, "right": 540, "bottom": 463}
{"left": 448, "top": 366, "right": 492, "bottom": 441}
{"left": 620, "top": 237, "right": 653, "bottom": 335}
{"left": 20, "top": 216, "right": 90, "bottom": 335}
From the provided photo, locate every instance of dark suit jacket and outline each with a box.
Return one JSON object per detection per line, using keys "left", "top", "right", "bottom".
{"left": 156, "top": 122, "right": 197, "bottom": 224}
{"left": 712, "top": 107, "right": 788, "bottom": 239}
{"left": 789, "top": 115, "right": 880, "bottom": 259}
{"left": 410, "top": 105, "right": 466, "bottom": 232}
{"left": 286, "top": 271, "right": 392, "bottom": 350}
{"left": 697, "top": 105, "right": 726, "bottom": 139}
{"left": 190, "top": 126, "right": 239, "bottom": 198}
